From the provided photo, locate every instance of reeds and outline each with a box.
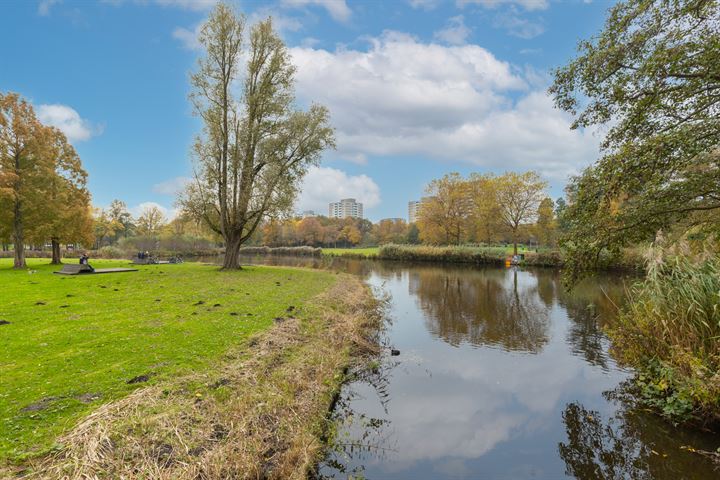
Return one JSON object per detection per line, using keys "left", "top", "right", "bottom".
{"left": 610, "top": 252, "right": 720, "bottom": 423}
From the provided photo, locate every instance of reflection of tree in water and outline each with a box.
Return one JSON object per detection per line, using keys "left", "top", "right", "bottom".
{"left": 558, "top": 274, "right": 629, "bottom": 371}
{"left": 559, "top": 402, "right": 653, "bottom": 480}
{"left": 409, "top": 266, "right": 550, "bottom": 352}
{"left": 317, "top": 359, "right": 398, "bottom": 479}
{"left": 559, "top": 396, "right": 719, "bottom": 480}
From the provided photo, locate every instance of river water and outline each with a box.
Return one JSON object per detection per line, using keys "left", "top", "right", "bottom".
{"left": 212, "top": 255, "right": 719, "bottom": 479}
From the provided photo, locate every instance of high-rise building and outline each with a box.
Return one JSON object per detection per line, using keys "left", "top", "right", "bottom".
{"left": 409, "top": 197, "right": 434, "bottom": 223}
{"left": 329, "top": 198, "right": 363, "bottom": 219}
{"left": 408, "top": 200, "right": 421, "bottom": 223}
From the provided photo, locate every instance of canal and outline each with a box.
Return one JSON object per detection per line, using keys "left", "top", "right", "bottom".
{"left": 226, "top": 256, "right": 720, "bottom": 479}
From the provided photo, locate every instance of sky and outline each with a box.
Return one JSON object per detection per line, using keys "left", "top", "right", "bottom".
{"left": 0, "top": 0, "right": 612, "bottom": 222}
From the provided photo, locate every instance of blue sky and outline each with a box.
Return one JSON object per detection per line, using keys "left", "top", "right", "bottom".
{"left": 0, "top": 0, "right": 611, "bottom": 221}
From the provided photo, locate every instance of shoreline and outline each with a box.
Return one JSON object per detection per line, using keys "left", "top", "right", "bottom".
{"left": 2, "top": 262, "right": 383, "bottom": 479}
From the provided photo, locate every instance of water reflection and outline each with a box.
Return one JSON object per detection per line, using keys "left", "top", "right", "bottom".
{"left": 559, "top": 397, "right": 718, "bottom": 480}
{"left": 411, "top": 267, "right": 549, "bottom": 352}
{"left": 194, "top": 256, "right": 718, "bottom": 479}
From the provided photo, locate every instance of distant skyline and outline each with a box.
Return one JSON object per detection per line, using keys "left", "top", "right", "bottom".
{"left": 0, "top": 0, "right": 611, "bottom": 221}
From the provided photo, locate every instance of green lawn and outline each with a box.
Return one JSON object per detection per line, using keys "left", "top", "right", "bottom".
{"left": 0, "top": 258, "right": 336, "bottom": 461}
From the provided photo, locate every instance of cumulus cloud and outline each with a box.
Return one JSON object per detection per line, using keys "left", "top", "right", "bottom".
{"left": 457, "top": 0, "right": 549, "bottom": 11}
{"left": 281, "top": 0, "right": 351, "bottom": 22}
{"left": 296, "top": 166, "right": 380, "bottom": 214}
{"left": 289, "top": 32, "right": 600, "bottom": 182}
{"left": 152, "top": 176, "right": 191, "bottom": 195}
{"left": 38, "top": 0, "right": 61, "bottom": 16}
{"left": 130, "top": 201, "right": 178, "bottom": 220}
{"left": 36, "top": 104, "right": 101, "bottom": 143}
{"left": 434, "top": 15, "right": 471, "bottom": 45}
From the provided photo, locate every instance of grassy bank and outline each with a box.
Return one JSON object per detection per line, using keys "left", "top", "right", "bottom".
{"left": 323, "top": 244, "right": 645, "bottom": 271}
{"left": 609, "top": 254, "right": 720, "bottom": 426}
{"left": 0, "top": 259, "right": 381, "bottom": 478}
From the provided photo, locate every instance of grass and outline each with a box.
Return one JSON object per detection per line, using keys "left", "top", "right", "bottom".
{"left": 0, "top": 258, "right": 338, "bottom": 462}
{"left": 322, "top": 247, "right": 380, "bottom": 258}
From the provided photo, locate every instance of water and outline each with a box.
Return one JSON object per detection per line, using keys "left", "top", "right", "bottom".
{"left": 202, "top": 255, "right": 720, "bottom": 479}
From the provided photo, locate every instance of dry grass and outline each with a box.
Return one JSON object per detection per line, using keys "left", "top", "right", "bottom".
{"left": 6, "top": 274, "right": 382, "bottom": 480}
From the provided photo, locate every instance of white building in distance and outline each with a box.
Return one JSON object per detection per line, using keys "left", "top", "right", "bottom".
{"left": 408, "top": 200, "right": 421, "bottom": 223}
{"left": 329, "top": 198, "right": 363, "bottom": 219}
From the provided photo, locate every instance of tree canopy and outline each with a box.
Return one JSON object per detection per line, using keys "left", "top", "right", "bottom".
{"left": 550, "top": 0, "right": 720, "bottom": 279}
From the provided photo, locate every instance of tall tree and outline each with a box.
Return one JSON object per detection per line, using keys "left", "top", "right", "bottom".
{"left": 494, "top": 171, "right": 547, "bottom": 255}
{"left": 0, "top": 93, "right": 50, "bottom": 269}
{"left": 417, "top": 173, "right": 471, "bottom": 245}
{"left": 136, "top": 205, "right": 166, "bottom": 236}
{"left": 550, "top": 0, "right": 720, "bottom": 279}
{"left": 180, "top": 4, "right": 334, "bottom": 269}
{"left": 29, "top": 127, "right": 93, "bottom": 264}
{"left": 108, "top": 199, "right": 134, "bottom": 239}
{"left": 468, "top": 173, "right": 504, "bottom": 243}
{"left": 535, "top": 197, "right": 557, "bottom": 247}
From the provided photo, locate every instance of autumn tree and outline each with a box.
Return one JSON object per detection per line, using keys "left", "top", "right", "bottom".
{"left": 417, "top": 173, "right": 471, "bottom": 245}
{"left": 180, "top": 4, "right": 334, "bottom": 269}
{"left": 339, "top": 224, "right": 361, "bottom": 246}
{"left": 29, "top": 127, "right": 93, "bottom": 264}
{"left": 375, "top": 218, "right": 407, "bottom": 244}
{"left": 136, "top": 205, "right": 167, "bottom": 236}
{"left": 108, "top": 199, "right": 134, "bottom": 240}
{"left": 0, "top": 93, "right": 53, "bottom": 268}
{"left": 468, "top": 173, "right": 504, "bottom": 243}
{"left": 535, "top": 197, "right": 557, "bottom": 247}
{"left": 550, "top": 0, "right": 720, "bottom": 279}
{"left": 494, "top": 171, "right": 547, "bottom": 255}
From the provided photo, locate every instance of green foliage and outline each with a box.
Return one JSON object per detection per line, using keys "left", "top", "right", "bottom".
{"left": 0, "top": 258, "right": 335, "bottom": 460}
{"left": 551, "top": 0, "right": 720, "bottom": 281}
{"left": 609, "top": 253, "right": 720, "bottom": 424}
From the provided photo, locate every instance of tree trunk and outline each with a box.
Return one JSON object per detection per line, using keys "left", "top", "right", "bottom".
{"left": 13, "top": 201, "right": 25, "bottom": 269}
{"left": 512, "top": 228, "right": 518, "bottom": 256}
{"left": 222, "top": 233, "right": 243, "bottom": 269}
{"left": 51, "top": 238, "right": 62, "bottom": 265}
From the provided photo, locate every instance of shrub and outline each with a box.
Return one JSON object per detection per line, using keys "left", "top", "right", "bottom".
{"left": 609, "top": 253, "right": 720, "bottom": 425}
{"left": 238, "top": 246, "right": 321, "bottom": 257}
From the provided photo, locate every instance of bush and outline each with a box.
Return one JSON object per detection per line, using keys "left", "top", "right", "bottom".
{"left": 609, "top": 253, "right": 720, "bottom": 425}
{"left": 238, "top": 246, "right": 321, "bottom": 257}
{"left": 376, "top": 244, "right": 508, "bottom": 265}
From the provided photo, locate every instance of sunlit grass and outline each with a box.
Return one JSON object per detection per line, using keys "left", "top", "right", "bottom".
{"left": 0, "top": 258, "right": 336, "bottom": 460}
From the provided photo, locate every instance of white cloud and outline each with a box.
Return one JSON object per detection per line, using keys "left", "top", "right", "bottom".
{"left": 152, "top": 176, "right": 191, "bottom": 195}
{"left": 101, "top": 0, "right": 214, "bottom": 10}
{"left": 289, "top": 32, "right": 599, "bottom": 182}
{"left": 493, "top": 11, "right": 545, "bottom": 39}
{"left": 297, "top": 166, "right": 380, "bottom": 214}
{"left": 457, "top": 0, "right": 549, "bottom": 11}
{"left": 408, "top": 0, "right": 440, "bottom": 10}
{"left": 172, "top": 24, "right": 202, "bottom": 50}
{"left": 154, "top": 0, "right": 214, "bottom": 9}
{"left": 434, "top": 15, "right": 471, "bottom": 45}
{"left": 281, "top": 0, "right": 351, "bottom": 22}
{"left": 36, "top": 104, "right": 101, "bottom": 143}
{"left": 38, "top": 0, "right": 61, "bottom": 16}
{"left": 130, "top": 201, "right": 178, "bottom": 220}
